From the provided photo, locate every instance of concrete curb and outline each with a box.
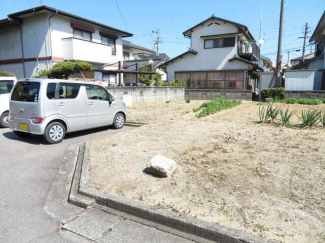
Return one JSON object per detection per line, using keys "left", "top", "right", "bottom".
{"left": 68, "top": 143, "right": 96, "bottom": 208}
{"left": 43, "top": 143, "right": 86, "bottom": 224}
{"left": 76, "top": 142, "right": 268, "bottom": 243}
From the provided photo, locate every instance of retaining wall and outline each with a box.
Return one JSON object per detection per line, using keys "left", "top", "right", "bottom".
{"left": 185, "top": 89, "right": 252, "bottom": 100}
{"left": 285, "top": 90, "right": 325, "bottom": 99}
{"left": 107, "top": 87, "right": 185, "bottom": 103}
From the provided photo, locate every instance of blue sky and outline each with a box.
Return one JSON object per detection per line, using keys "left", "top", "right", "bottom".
{"left": 1, "top": 0, "right": 324, "bottom": 63}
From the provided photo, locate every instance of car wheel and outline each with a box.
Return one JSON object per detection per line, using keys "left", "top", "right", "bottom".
{"left": 0, "top": 112, "right": 10, "bottom": 128}
{"left": 44, "top": 122, "right": 65, "bottom": 144}
{"left": 113, "top": 113, "right": 125, "bottom": 129}
{"left": 14, "top": 131, "right": 31, "bottom": 137}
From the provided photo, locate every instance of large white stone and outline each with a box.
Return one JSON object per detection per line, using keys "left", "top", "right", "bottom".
{"left": 145, "top": 155, "right": 177, "bottom": 177}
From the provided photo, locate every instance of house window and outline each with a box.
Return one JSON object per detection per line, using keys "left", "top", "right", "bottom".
{"left": 101, "top": 36, "right": 116, "bottom": 55}
{"left": 123, "top": 52, "right": 130, "bottom": 60}
{"left": 204, "top": 37, "right": 236, "bottom": 49}
{"left": 73, "top": 29, "right": 92, "bottom": 41}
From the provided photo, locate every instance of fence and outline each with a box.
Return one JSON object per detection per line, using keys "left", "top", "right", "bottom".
{"left": 107, "top": 87, "right": 185, "bottom": 103}
{"left": 185, "top": 89, "right": 252, "bottom": 100}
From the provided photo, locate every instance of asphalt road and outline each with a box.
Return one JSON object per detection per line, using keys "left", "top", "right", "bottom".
{"left": 0, "top": 126, "right": 131, "bottom": 243}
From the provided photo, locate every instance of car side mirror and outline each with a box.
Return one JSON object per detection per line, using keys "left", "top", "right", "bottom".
{"left": 108, "top": 96, "right": 115, "bottom": 104}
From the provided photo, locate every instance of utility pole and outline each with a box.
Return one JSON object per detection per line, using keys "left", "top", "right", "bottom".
{"left": 287, "top": 49, "right": 301, "bottom": 68}
{"left": 275, "top": 0, "right": 285, "bottom": 87}
{"left": 258, "top": 0, "right": 264, "bottom": 48}
{"left": 152, "top": 30, "right": 161, "bottom": 54}
{"left": 301, "top": 23, "right": 309, "bottom": 63}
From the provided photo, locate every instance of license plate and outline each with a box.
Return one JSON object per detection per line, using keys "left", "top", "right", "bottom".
{"left": 19, "top": 123, "right": 29, "bottom": 131}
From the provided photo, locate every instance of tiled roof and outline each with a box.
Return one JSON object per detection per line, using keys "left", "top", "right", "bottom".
{"left": 122, "top": 40, "right": 155, "bottom": 53}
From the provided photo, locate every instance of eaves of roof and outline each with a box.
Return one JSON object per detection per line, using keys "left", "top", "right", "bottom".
{"left": 8, "top": 5, "right": 133, "bottom": 37}
{"left": 158, "top": 49, "right": 198, "bottom": 68}
{"left": 183, "top": 15, "right": 255, "bottom": 42}
{"left": 229, "top": 55, "right": 263, "bottom": 71}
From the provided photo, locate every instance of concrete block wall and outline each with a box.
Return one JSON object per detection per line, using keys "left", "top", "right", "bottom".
{"left": 285, "top": 91, "right": 325, "bottom": 99}
{"left": 107, "top": 87, "right": 185, "bottom": 103}
{"left": 185, "top": 89, "right": 252, "bottom": 100}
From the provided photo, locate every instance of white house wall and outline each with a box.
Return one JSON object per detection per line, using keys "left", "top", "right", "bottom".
{"left": 166, "top": 20, "right": 249, "bottom": 81}
{"left": 51, "top": 15, "right": 124, "bottom": 66}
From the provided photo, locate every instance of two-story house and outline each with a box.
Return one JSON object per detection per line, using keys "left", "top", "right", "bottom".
{"left": 299, "top": 11, "right": 325, "bottom": 90}
{"left": 0, "top": 5, "right": 132, "bottom": 84}
{"left": 160, "top": 15, "right": 262, "bottom": 93}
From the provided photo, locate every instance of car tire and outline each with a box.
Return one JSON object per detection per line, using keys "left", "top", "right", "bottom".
{"left": 0, "top": 112, "right": 10, "bottom": 128}
{"left": 44, "top": 122, "right": 66, "bottom": 144}
{"left": 112, "top": 113, "right": 125, "bottom": 129}
{"left": 14, "top": 131, "right": 31, "bottom": 138}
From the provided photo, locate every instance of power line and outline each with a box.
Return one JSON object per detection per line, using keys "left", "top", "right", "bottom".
{"left": 115, "top": 0, "right": 128, "bottom": 31}
{"left": 11, "top": 0, "right": 20, "bottom": 10}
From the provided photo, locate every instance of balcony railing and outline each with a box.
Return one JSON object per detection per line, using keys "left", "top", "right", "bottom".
{"left": 62, "top": 37, "right": 114, "bottom": 63}
{"left": 238, "top": 41, "right": 260, "bottom": 61}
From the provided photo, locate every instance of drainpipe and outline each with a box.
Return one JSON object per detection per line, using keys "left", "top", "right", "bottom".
{"left": 48, "top": 11, "right": 58, "bottom": 68}
{"left": 12, "top": 22, "right": 26, "bottom": 78}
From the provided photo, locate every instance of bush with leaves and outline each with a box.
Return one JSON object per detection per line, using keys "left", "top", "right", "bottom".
{"left": 261, "top": 87, "right": 285, "bottom": 101}
{"left": 138, "top": 63, "right": 162, "bottom": 86}
{"left": 0, "top": 70, "right": 15, "bottom": 77}
{"left": 35, "top": 61, "right": 92, "bottom": 79}
{"left": 285, "top": 97, "right": 298, "bottom": 104}
{"left": 195, "top": 98, "right": 241, "bottom": 118}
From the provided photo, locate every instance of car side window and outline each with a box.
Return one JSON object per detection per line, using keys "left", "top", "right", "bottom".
{"left": 59, "top": 83, "right": 80, "bottom": 99}
{"left": 86, "top": 85, "right": 108, "bottom": 101}
{"left": 47, "top": 83, "right": 57, "bottom": 99}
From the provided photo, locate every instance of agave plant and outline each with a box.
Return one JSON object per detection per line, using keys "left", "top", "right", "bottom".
{"left": 320, "top": 112, "right": 325, "bottom": 128}
{"left": 258, "top": 105, "right": 266, "bottom": 123}
{"left": 299, "top": 109, "right": 321, "bottom": 128}
{"left": 268, "top": 105, "right": 281, "bottom": 123}
{"left": 280, "top": 108, "right": 295, "bottom": 127}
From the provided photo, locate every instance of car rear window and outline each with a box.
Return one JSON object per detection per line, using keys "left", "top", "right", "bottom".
{"left": 11, "top": 82, "right": 40, "bottom": 102}
{"left": 0, "top": 80, "right": 14, "bottom": 94}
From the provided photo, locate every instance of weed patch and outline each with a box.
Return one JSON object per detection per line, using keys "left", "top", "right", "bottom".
{"left": 194, "top": 98, "right": 241, "bottom": 118}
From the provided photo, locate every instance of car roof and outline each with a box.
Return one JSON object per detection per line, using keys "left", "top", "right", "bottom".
{"left": 17, "top": 78, "right": 103, "bottom": 87}
{"left": 0, "top": 77, "right": 17, "bottom": 81}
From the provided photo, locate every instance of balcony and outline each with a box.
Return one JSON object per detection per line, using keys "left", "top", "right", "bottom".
{"left": 238, "top": 41, "right": 260, "bottom": 62}
{"left": 62, "top": 38, "right": 114, "bottom": 64}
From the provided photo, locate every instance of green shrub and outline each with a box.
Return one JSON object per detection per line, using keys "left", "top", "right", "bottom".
{"left": 185, "top": 99, "right": 191, "bottom": 103}
{"left": 285, "top": 97, "right": 298, "bottom": 104}
{"left": 35, "top": 61, "right": 92, "bottom": 79}
{"left": 299, "top": 109, "right": 321, "bottom": 128}
{"left": 195, "top": 98, "right": 241, "bottom": 118}
{"left": 261, "top": 88, "right": 285, "bottom": 101}
{"left": 298, "top": 98, "right": 323, "bottom": 105}
{"left": 280, "top": 108, "right": 295, "bottom": 127}
{"left": 164, "top": 78, "right": 185, "bottom": 87}
{"left": 166, "top": 100, "right": 171, "bottom": 104}
{"left": 298, "top": 98, "right": 309, "bottom": 105}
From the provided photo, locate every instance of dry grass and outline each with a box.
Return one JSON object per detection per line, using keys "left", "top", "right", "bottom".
{"left": 89, "top": 100, "right": 325, "bottom": 243}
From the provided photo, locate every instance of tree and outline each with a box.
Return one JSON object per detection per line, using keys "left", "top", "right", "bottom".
{"left": 36, "top": 61, "right": 92, "bottom": 79}
{"left": 0, "top": 70, "right": 15, "bottom": 77}
{"left": 138, "top": 63, "right": 162, "bottom": 86}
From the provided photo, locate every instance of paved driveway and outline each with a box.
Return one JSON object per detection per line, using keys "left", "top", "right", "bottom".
{"left": 0, "top": 126, "right": 131, "bottom": 243}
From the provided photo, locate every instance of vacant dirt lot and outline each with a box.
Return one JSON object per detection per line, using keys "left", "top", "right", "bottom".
{"left": 89, "top": 101, "right": 325, "bottom": 243}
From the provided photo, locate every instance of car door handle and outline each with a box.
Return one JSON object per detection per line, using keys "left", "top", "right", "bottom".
{"left": 58, "top": 102, "right": 66, "bottom": 107}
{"left": 88, "top": 102, "right": 95, "bottom": 106}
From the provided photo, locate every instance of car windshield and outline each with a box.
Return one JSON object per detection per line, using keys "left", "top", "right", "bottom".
{"left": 0, "top": 80, "right": 14, "bottom": 95}
{"left": 11, "top": 82, "right": 41, "bottom": 102}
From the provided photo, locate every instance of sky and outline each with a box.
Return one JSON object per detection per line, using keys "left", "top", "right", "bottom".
{"left": 1, "top": 0, "right": 324, "bottom": 64}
